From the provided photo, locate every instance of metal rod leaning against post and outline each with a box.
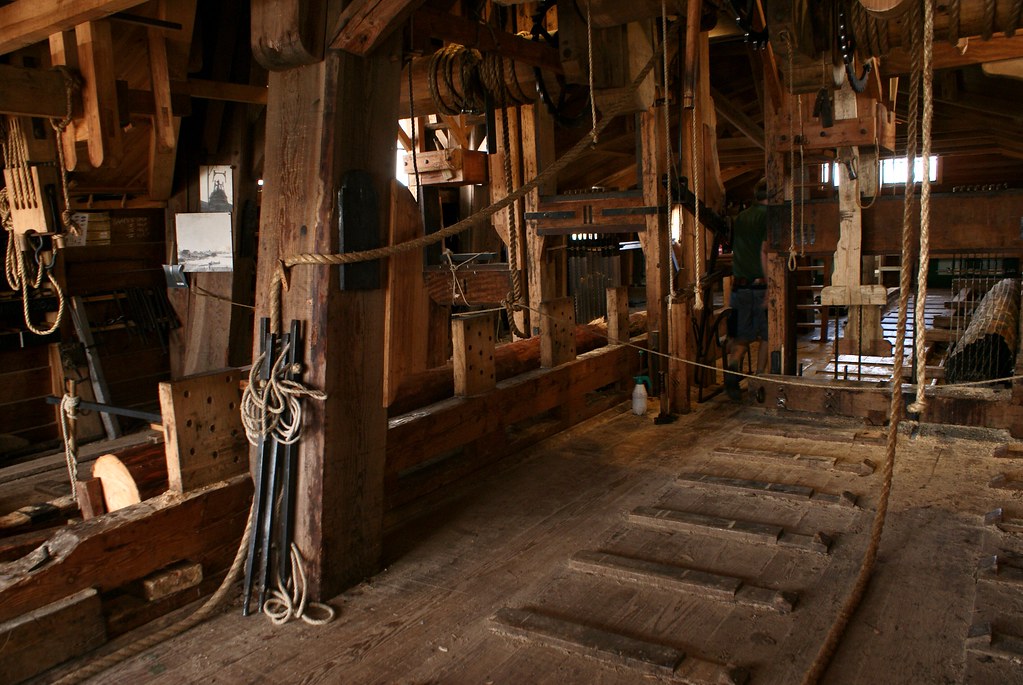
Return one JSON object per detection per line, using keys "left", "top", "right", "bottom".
{"left": 242, "top": 317, "right": 272, "bottom": 616}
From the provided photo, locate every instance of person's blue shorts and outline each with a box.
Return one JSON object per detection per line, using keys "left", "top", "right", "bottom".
{"left": 730, "top": 288, "right": 768, "bottom": 342}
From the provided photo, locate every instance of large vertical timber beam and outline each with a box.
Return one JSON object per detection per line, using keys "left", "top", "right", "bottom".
{"left": 764, "top": 80, "right": 796, "bottom": 374}
{"left": 254, "top": 45, "right": 400, "bottom": 600}
{"left": 639, "top": 108, "right": 670, "bottom": 391}
{"left": 521, "top": 103, "right": 557, "bottom": 336}
{"left": 75, "top": 20, "right": 122, "bottom": 169}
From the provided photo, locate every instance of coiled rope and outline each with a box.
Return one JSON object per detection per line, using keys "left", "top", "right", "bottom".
{"left": 240, "top": 342, "right": 327, "bottom": 446}
{"left": 2, "top": 187, "right": 67, "bottom": 336}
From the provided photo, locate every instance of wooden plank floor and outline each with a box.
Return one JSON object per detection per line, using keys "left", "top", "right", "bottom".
{"left": 36, "top": 395, "right": 1023, "bottom": 684}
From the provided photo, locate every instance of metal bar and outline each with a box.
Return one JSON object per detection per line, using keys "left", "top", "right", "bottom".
{"left": 277, "top": 320, "right": 301, "bottom": 587}
{"left": 43, "top": 396, "right": 161, "bottom": 423}
{"left": 69, "top": 296, "right": 121, "bottom": 439}
{"left": 242, "top": 318, "right": 271, "bottom": 617}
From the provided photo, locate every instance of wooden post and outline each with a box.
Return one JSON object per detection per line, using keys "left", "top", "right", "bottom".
{"left": 763, "top": 67, "right": 796, "bottom": 374}
{"left": 668, "top": 299, "right": 691, "bottom": 413}
{"left": 639, "top": 108, "right": 669, "bottom": 391}
{"left": 452, "top": 313, "right": 497, "bottom": 396}
{"left": 767, "top": 251, "right": 796, "bottom": 374}
{"left": 606, "top": 286, "right": 630, "bottom": 345}
{"left": 521, "top": 103, "right": 559, "bottom": 336}
{"left": 540, "top": 297, "right": 576, "bottom": 368}
{"left": 253, "top": 45, "right": 400, "bottom": 599}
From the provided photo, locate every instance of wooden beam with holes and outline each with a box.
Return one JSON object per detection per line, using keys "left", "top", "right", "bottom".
{"left": 452, "top": 313, "right": 497, "bottom": 396}
{"left": 158, "top": 369, "right": 248, "bottom": 493}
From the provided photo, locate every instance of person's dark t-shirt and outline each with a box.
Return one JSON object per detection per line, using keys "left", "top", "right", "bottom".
{"left": 731, "top": 204, "right": 767, "bottom": 281}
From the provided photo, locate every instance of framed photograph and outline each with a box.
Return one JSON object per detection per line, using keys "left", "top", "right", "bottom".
{"left": 175, "top": 212, "right": 233, "bottom": 272}
{"left": 199, "top": 165, "right": 233, "bottom": 213}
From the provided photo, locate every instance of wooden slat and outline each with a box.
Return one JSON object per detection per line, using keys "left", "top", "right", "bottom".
{"left": 0, "top": 0, "right": 146, "bottom": 55}
{"left": 452, "top": 313, "right": 497, "bottom": 397}
{"left": 539, "top": 297, "right": 576, "bottom": 368}
{"left": 492, "top": 607, "right": 749, "bottom": 684}
{"left": 383, "top": 181, "right": 429, "bottom": 406}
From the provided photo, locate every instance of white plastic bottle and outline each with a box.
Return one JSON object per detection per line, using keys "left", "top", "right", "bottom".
{"left": 632, "top": 379, "right": 648, "bottom": 415}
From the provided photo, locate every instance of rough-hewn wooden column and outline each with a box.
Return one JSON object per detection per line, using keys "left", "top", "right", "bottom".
{"left": 763, "top": 79, "right": 796, "bottom": 374}
{"left": 639, "top": 107, "right": 669, "bottom": 388}
{"left": 253, "top": 46, "right": 400, "bottom": 600}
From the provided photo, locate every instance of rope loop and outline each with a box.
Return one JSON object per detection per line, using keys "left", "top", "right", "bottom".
{"left": 262, "top": 543, "right": 336, "bottom": 626}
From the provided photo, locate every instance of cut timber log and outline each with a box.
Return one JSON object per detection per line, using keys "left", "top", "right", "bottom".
{"left": 388, "top": 312, "right": 647, "bottom": 416}
{"left": 946, "top": 278, "right": 1020, "bottom": 385}
{"left": 91, "top": 443, "right": 168, "bottom": 512}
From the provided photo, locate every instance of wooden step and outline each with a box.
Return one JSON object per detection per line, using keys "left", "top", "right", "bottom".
{"left": 492, "top": 607, "right": 750, "bottom": 684}
{"left": 678, "top": 472, "right": 858, "bottom": 507}
{"left": 628, "top": 506, "right": 832, "bottom": 553}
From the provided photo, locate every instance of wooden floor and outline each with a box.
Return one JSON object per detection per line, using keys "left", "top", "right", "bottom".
{"left": 35, "top": 384, "right": 1023, "bottom": 684}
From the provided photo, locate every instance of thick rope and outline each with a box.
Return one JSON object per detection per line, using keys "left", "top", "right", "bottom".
{"left": 784, "top": 33, "right": 798, "bottom": 272}
{"left": 1009, "top": 0, "right": 1023, "bottom": 37}
{"left": 800, "top": 3, "right": 924, "bottom": 682}
{"left": 691, "top": 98, "right": 703, "bottom": 311}
{"left": 982, "top": 0, "right": 996, "bottom": 40}
{"left": 2, "top": 188, "right": 66, "bottom": 336}
{"left": 588, "top": 2, "right": 598, "bottom": 144}
{"left": 49, "top": 65, "right": 82, "bottom": 234}
{"left": 909, "top": 0, "right": 935, "bottom": 414}
{"left": 498, "top": 104, "right": 529, "bottom": 339}
{"left": 261, "top": 543, "right": 336, "bottom": 626}
{"left": 59, "top": 393, "right": 80, "bottom": 500}
{"left": 662, "top": 0, "right": 676, "bottom": 299}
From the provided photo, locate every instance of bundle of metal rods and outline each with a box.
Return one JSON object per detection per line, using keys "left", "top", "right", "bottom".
{"left": 242, "top": 317, "right": 302, "bottom": 616}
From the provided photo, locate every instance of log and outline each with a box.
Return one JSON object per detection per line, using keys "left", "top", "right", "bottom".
{"left": 388, "top": 312, "right": 647, "bottom": 416}
{"left": 946, "top": 278, "right": 1020, "bottom": 385}
{"left": 91, "top": 443, "right": 168, "bottom": 512}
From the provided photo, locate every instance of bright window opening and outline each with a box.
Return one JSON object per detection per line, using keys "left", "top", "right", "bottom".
{"left": 821, "top": 155, "right": 938, "bottom": 186}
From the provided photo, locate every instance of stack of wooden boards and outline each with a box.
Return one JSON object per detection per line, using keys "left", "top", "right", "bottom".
{"left": 0, "top": 368, "right": 251, "bottom": 684}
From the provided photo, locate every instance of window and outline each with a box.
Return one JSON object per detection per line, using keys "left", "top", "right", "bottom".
{"left": 820, "top": 155, "right": 938, "bottom": 187}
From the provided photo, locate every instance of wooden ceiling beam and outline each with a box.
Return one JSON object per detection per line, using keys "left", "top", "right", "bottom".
{"left": 711, "top": 86, "right": 765, "bottom": 151}
{"left": 0, "top": 63, "right": 68, "bottom": 117}
{"left": 0, "top": 0, "right": 147, "bottom": 55}
{"left": 329, "top": 0, "right": 427, "bottom": 55}
{"left": 881, "top": 34, "right": 1023, "bottom": 76}
{"left": 409, "top": 6, "right": 562, "bottom": 72}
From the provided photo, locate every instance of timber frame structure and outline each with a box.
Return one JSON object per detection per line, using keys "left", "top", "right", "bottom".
{"left": 3, "top": 0, "right": 1023, "bottom": 682}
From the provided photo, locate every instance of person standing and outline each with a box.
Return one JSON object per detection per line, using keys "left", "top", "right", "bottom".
{"left": 724, "top": 181, "right": 769, "bottom": 400}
